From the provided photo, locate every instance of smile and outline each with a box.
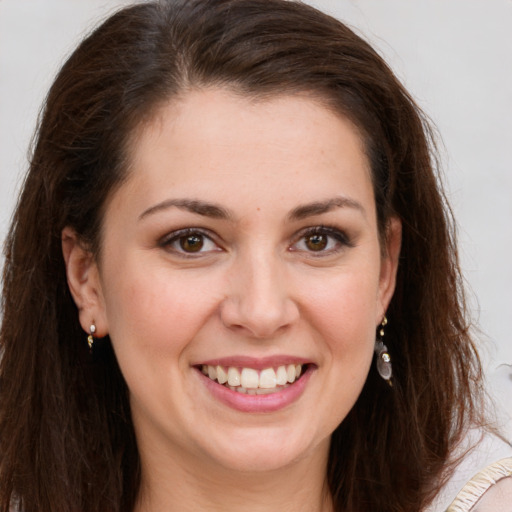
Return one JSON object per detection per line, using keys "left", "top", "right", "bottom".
{"left": 201, "top": 364, "right": 304, "bottom": 395}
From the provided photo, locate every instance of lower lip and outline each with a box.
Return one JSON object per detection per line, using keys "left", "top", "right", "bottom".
{"left": 197, "top": 366, "right": 314, "bottom": 413}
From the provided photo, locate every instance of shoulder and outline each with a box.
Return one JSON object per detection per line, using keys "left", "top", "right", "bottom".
{"left": 425, "top": 428, "right": 512, "bottom": 512}
{"left": 446, "top": 457, "right": 512, "bottom": 512}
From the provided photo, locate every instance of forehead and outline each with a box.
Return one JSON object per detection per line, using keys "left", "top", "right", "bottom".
{"left": 118, "top": 88, "right": 375, "bottom": 220}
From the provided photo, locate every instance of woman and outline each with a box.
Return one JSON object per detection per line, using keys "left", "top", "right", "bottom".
{"left": 0, "top": 1, "right": 510, "bottom": 511}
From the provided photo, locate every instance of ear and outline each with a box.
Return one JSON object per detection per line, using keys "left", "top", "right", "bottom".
{"left": 61, "top": 227, "right": 108, "bottom": 337}
{"left": 377, "top": 216, "right": 402, "bottom": 321}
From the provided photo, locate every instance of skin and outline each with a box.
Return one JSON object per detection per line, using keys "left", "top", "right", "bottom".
{"left": 63, "top": 88, "right": 401, "bottom": 512}
{"left": 473, "top": 477, "right": 512, "bottom": 512}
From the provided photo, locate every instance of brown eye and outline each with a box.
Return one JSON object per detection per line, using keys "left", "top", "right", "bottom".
{"left": 290, "top": 226, "right": 352, "bottom": 255}
{"left": 305, "top": 233, "right": 328, "bottom": 251}
{"left": 162, "top": 229, "right": 220, "bottom": 256}
{"left": 179, "top": 234, "right": 204, "bottom": 252}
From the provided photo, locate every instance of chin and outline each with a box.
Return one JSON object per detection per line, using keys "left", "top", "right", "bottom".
{"left": 198, "top": 425, "right": 328, "bottom": 474}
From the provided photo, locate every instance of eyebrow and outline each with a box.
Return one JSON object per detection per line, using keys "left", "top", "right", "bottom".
{"left": 287, "top": 197, "right": 366, "bottom": 221}
{"left": 139, "top": 198, "right": 232, "bottom": 221}
{"left": 138, "top": 196, "right": 365, "bottom": 222}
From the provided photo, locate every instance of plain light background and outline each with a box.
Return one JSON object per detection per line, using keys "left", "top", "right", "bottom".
{"left": 1, "top": 1, "right": 511, "bottom": 379}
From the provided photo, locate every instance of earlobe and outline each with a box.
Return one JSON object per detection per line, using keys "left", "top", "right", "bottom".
{"left": 61, "top": 227, "right": 107, "bottom": 336}
{"left": 377, "top": 216, "right": 402, "bottom": 318}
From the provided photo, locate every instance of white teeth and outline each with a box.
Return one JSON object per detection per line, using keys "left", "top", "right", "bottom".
{"left": 208, "top": 366, "right": 217, "bottom": 380}
{"left": 241, "top": 368, "right": 259, "bottom": 389}
{"left": 216, "top": 365, "right": 228, "bottom": 384}
{"left": 201, "top": 363, "right": 305, "bottom": 391}
{"left": 259, "top": 368, "right": 277, "bottom": 388}
{"left": 227, "top": 367, "right": 241, "bottom": 386}
{"left": 286, "top": 364, "right": 296, "bottom": 383}
{"left": 276, "top": 365, "right": 288, "bottom": 386}
{"left": 256, "top": 387, "right": 279, "bottom": 395}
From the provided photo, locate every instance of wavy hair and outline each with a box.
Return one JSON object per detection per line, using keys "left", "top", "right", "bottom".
{"left": 0, "top": 1, "right": 482, "bottom": 511}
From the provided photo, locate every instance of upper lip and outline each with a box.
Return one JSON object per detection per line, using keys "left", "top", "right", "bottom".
{"left": 194, "top": 355, "right": 313, "bottom": 370}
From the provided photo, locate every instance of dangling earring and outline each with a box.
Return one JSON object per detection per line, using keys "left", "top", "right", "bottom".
{"left": 374, "top": 316, "right": 393, "bottom": 386}
{"left": 87, "top": 324, "right": 96, "bottom": 352}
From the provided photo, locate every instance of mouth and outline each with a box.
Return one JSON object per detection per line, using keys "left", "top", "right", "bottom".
{"left": 198, "top": 363, "right": 308, "bottom": 395}
{"left": 193, "top": 355, "right": 315, "bottom": 412}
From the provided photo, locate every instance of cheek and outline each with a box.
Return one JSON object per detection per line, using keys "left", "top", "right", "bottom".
{"left": 299, "top": 267, "right": 379, "bottom": 384}
{"left": 303, "top": 270, "right": 380, "bottom": 336}
{"left": 101, "top": 259, "right": 222, "bottom": 356}
{"left": 308, "top": 271, "right": 379, "bottom": 404}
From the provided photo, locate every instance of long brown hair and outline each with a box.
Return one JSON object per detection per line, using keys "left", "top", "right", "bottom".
{"left": 0, "top": 1, "right": 482, "bottom": 511}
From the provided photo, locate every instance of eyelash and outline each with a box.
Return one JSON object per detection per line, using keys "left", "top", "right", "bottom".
{"left": 159, "top": 228, "right": 221, "bottom": 258}
{"left": 291, "top": 225, "right": 353, "bottom": 256}
{"left": 159, "top": 225, "right": 353, "bottom": 258}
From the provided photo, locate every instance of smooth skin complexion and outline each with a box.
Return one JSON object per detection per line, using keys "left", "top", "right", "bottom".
{"left": 63, "top": 88, "right": 401, "bottom": 512}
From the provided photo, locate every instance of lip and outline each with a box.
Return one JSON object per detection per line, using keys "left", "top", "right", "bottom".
{"left": 195, "top": 363, "right": 315, "bottom": 413}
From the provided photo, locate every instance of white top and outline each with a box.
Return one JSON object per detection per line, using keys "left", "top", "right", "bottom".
{"left": 425, "top": 429, "right": 512, "bottom": 512}
{"left": 446, "top": 457, "right": 512, "bottom": 511}
{"left": 426, "top": 362, "right": 512, "bottom": 511}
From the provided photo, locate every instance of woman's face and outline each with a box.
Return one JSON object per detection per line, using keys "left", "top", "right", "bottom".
{"left": 68, "top": 88, "right": 400, "bottom": 475}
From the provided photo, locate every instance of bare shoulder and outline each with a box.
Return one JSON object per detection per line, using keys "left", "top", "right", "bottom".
{"left": 446, "top": 457, "right": 512, "bottom": 512}
{"left": 472, "top": 475, "right": 512, "bottom": 512}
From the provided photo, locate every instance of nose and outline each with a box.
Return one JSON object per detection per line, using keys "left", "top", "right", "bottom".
{"left": 219, "top": 250, "right": 299, "bottom": 339}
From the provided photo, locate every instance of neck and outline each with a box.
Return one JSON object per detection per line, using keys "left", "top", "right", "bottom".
{"left": 134, "top": 438, "right": 333, "bottom": 512}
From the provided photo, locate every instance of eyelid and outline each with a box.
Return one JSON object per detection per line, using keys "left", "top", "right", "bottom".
{"left": 290, "top": 225, "right": 354, "bottom": 254}
{"left": 159, "top": 227, "right": 223, "bottom": 256}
